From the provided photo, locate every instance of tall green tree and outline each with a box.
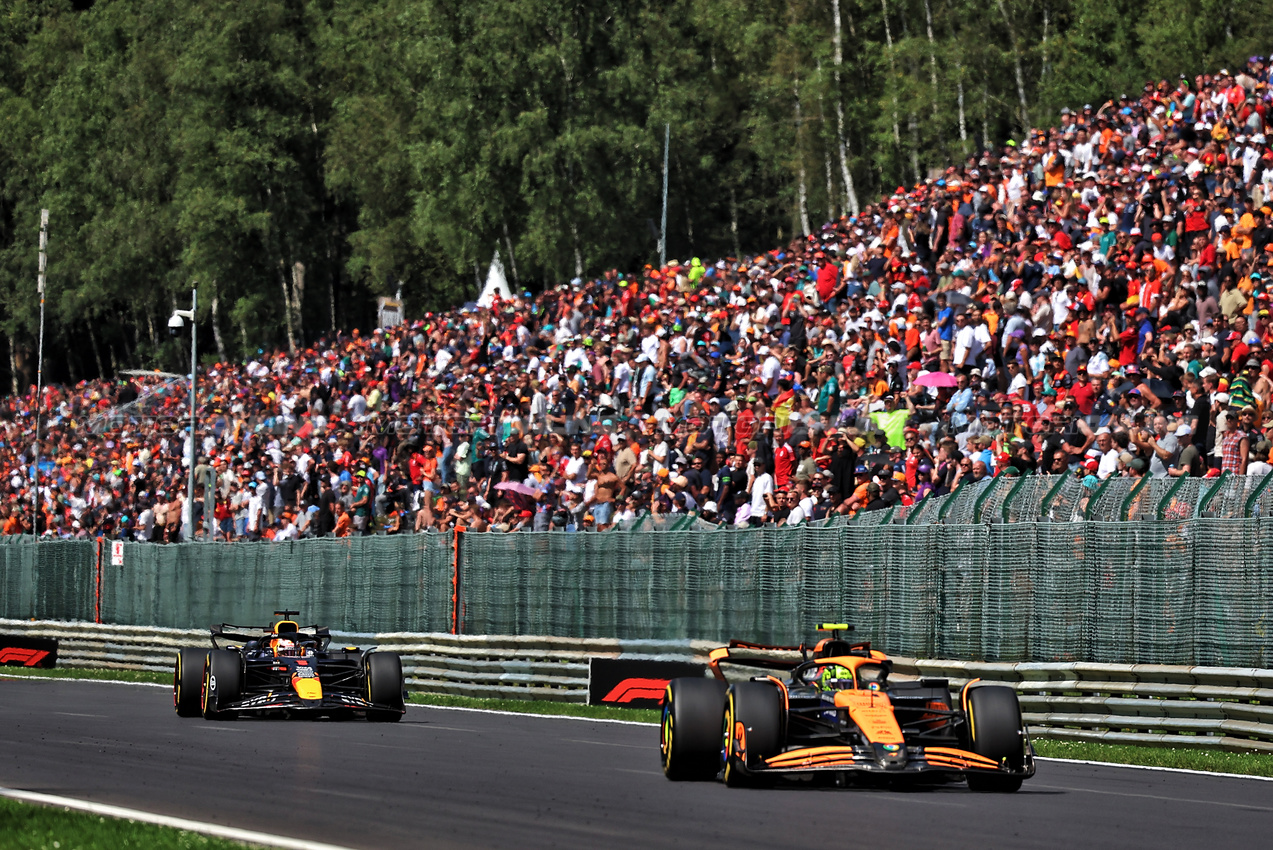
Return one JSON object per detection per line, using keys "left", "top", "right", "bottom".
{"left": 0, "top": 0, "right": 1266, "bottom": 388}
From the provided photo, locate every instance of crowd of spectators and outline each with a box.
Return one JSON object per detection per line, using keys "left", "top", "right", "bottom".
{"left": 8, "top": 60, "right": 1273, "bottom": 540}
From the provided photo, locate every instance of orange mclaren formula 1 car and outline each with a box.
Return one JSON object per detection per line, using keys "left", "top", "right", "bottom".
{"left": 660, "top": 625, "right": 1035, "bottom": 791}
{"left": 173, "top": 611, "right": 405, "bottom": 721}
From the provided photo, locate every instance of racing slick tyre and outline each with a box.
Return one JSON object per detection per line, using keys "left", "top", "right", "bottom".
{"left": 660, "top": 677, "right": 728, "bottom": 781}
{"left": 174, "top": 648, "right": 206, "bottom": 717}
{"left": 964, "top": 685, "right": 1025, "bottom": 793}
{"left": 721, "top": 682, "right": 784, "bottom": 787}
{"left": 201, "top": 650, "right": 242, "bottom": 721}
{"left": 365, "top": 652, "right": 405, "bottom": 722}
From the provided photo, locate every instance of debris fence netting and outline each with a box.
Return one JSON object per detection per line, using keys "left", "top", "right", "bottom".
{"left": 5, "top": 485, "right": 1273, "bottom": 666}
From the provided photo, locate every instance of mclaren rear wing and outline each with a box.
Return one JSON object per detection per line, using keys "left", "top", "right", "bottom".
{"left": 708, "top": 636, "right": 878, "bottom": 681}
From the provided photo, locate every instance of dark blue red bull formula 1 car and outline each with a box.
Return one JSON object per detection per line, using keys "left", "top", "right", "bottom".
{"left": 173, "top": 611, "right": 406, "bottom": 721}
{"left": 660, "top": 624, "right": 1035, "bottom": 791}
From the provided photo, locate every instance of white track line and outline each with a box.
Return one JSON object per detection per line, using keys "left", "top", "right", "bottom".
{"left": 1036, "top": 757, "right": 1273, "bottom": 782}
{"left": 0, "top": 786, "right": 360, "bottom": 850}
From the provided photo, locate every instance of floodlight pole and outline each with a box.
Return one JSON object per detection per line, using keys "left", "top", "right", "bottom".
{"left": 32, "top": 209, "right": 48, "bottom": 535}
{"left": 659, "top": 123, "right": 669, "bottom": 268}
{"left": 174, "top": 288, "right": 197, "bottom": 541}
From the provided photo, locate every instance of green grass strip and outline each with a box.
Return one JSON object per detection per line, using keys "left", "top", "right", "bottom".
{"left": 0, "top": 667, "right": 169, "bottom": 685}
{"left": 0, "top": 796, "right": 260, "bottom": 850}
{"left": 1033, "top": 739, "right": 1273, "bottom": 777}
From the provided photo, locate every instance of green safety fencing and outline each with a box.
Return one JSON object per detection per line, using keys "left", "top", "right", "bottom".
{"left": 457, "top": 517, "right": 1273, "bottom": 666}
{"left": 98, "top": 533, "right": 453, "bottom": 632}
{"left": 4, "top": 474, "right": 1273, "bottom": 667}
{"left": 0, "top": 538, "right": 95, "bottom": 622}
{"left": 853, "top": 472, "right": 1273, "bottom": 525}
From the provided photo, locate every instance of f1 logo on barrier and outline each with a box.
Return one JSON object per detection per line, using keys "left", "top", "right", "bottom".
{"left": 602, "top": 677, "right": 673, "bottom": 704}
{"left": 0, "top": 648, "right": 48, "bottom": 666}
{"left": 588, "top": 659, "right": 705, "bottom": 709}
{"left": 0, "top": 635, "right": 58, "bottom": 669}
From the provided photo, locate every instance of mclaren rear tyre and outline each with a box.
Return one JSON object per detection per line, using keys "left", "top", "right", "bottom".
{"left": 365, "top": 652, "right": 405, "bottom": 722}
{"left": 201, "top": 649, "right": 242, "bottom": 721}
{"left": 964, "top": 685, "right": 1025, "bottom": 793}
{"left": 660, "top": 677, "right": 728, "bottom": 781}
{"left": 721, "top": 681, "right": 784, "bottom": 788}
{"left": 174, "top": 648, "right": 206, "bottom": 718}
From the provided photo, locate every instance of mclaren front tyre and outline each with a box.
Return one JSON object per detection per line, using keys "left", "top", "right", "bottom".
{"left": 660, "top": 678, "right": 727, "bottom": 781}
{"left": 964, "top": 685, "right": 1026, "bottom": 793}
{"left": 721, "top": 681, "right": 783, "bottom": 787}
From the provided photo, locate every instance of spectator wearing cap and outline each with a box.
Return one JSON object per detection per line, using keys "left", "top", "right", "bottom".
{"left": 1229, "top": 360, "right": 1260, "bottom": 409}
{"left": 1168, "top": 424, "right": 1204, "bottom": 477}
{"left": 1218, "top": 408, "right": 1244, "bottom": 474}
{"left": 711, "top": 453, "right": 743, "bottom": 523}
{"left": 793, "top": 440, "right": 818, "bottom": 484}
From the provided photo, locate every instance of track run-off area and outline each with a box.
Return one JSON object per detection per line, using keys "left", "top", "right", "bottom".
{"left": 1, "top": 678, "right": 1269, "bottom": 849}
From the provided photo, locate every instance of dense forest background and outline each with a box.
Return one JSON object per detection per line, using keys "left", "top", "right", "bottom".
{"left": 1, "top": 0, "right": 1270, "bottom": 389}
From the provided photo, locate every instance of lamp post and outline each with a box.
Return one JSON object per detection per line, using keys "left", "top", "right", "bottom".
{"left": 659, "top": 123, "right": 669, "bottom": 269}
{"left": 169, "top": 288, "right": 197, "bottom": 541}
{"left": 32, "top": 210, "right": 48, "bottom": 535}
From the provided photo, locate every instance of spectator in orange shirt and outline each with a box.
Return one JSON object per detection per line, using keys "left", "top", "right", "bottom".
{"left": 333, "top": 503, "right": 352, "bottom": 538}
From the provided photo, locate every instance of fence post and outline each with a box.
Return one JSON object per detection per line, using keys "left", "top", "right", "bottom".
{"left": 1155, "top": 473, "right": 1191, "bottom": 520}
{"left": 1119, "top": 474, "right": 1152, "bottom": 521}
{"left": 1244, "top": 470, "right": 1273, "bottom": 517}
{"left": 670, "top": 513, "right": 695, "bottom": 532}
{"left": 1083, "top": 477, "right": 1114, "bottom": 520}
{"left": 1196, "top": 471, "right": 1230, "bottom": 517}
{"left": 1038, "top": 473, "right": 1072, "bottom": 521}
{"left": 94, "top": 537, "right": 103, "bottom": 624}
{"left": 905, "top": 493, "right": 933, "bottom": 524}
{"left": 972, "top": 474, "right": 1005, "bottom": 523}
{"left": 451, "top": 525, "right": 466, "bottom": 636}
{"left": 936, "top": 480, "right": 967, "bottom": 523}
{"left": 999, "top": 472, "right": 1033, "bottom": 523}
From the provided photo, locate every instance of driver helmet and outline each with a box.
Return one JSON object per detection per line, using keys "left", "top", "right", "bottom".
{"left": 818, "top": 664, "right": 854, "bottom": 689}
{"left": 273, "top": 638, "right": 299, "bottom": 657}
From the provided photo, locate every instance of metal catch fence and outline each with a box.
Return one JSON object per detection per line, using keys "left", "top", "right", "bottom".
{"left": 3, "top": 475, "right": 1273, "bottom": 667}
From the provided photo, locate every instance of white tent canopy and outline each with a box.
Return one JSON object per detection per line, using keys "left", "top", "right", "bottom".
{"left": 477, "top": 250, "right": 512, "bottom": 308}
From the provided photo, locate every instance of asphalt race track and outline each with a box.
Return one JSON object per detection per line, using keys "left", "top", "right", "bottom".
{"left": 1, "top": 678, "right": 1270, "bottom": 849}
